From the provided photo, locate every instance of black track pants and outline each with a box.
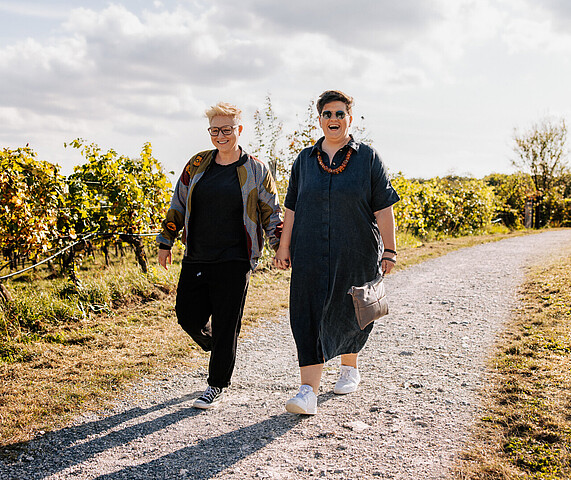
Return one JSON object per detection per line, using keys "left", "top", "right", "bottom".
{"left": 175, "top": 260, "right": 251, "bottom": 388}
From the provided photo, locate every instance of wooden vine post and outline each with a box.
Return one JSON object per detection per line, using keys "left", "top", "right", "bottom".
{"left": 0, "top": 281, "right": 12, "bottom": 303}
{"left": 120, "top": 234, "right": 148, "bottom": 273}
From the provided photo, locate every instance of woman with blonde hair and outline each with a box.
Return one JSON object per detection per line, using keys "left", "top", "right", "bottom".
{"left": 158, "top": 102, "right": 282, "bottom": 409}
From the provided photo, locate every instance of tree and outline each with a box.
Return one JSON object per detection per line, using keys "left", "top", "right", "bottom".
{"left": 512, "top": 117, "right": 569, "bottom": 227}
{"left": 352, "top": 115, "right": 374, "bottom": 146}
{"left": 249, "top": 95, "right": 285, "bottom": 181}
{"left": 484, "top": 173, "right": 535, "bottom": 228}
{"left": 287, "top": 100, "right": 320, "bottom": 161}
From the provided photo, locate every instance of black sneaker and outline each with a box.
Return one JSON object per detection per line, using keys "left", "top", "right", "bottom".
{"left": 193, "top": 386, "right": 224, "bottom": 409}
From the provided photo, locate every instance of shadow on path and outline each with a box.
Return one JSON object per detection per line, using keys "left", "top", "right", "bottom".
{"left": 2, "top": 390, "right": 332, "bottom": 479}
{"left": 92, "top": 412, "right": 304, "bottom": 480}
{"left": 2, "top": 391, "right": 202, "bottom": 478}
{"left": 88, "top": 393, "right": 337, "bottom": 479}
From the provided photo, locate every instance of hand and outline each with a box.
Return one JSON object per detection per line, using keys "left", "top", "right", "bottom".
{"left": 273, "top": 246, "right": 291, "bottom": 270}
{"left": 158, "top": 249, "right": 172, "bottom": 270}
{"left": 381, "top": 253, "right": 396, "bottom": 275}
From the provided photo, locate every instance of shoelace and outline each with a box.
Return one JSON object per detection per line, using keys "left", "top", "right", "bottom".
{"left": 199, "top": 386, "right": 221, "bottom": 403}
{"left": 297, "top": 386, "right": 313, "bottom": 399}
{"left": 340, "top": 369, "right": 352, "bottom": 381}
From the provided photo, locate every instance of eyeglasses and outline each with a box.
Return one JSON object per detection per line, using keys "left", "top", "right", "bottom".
{"left": 208, "top": 125, "right": 238, "bottom": 136}
{"left": 321, "top": 110, "right": 348, "bottom": 120}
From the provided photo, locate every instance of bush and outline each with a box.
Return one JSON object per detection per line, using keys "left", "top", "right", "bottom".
{"left": 392, "top": 175, "right": 496, "bottom": 237}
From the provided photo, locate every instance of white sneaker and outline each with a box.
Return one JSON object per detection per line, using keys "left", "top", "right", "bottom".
{"left": 334, "top": 365, "right": 361, "bottom": 394}
{"left": 285, "top": 385, "right": 317, "bottom": 415}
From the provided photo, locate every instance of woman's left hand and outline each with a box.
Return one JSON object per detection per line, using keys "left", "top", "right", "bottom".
{"left": 375, "top": 207, "right": 397, "bottom": 276}
{"left": 381, "top": 253, "right": 396, "bottom": 275}
{"left": 273, "top": 246, "right": 291, "bottom": 270}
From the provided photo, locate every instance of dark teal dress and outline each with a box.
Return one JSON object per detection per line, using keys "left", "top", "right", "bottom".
{"left": 284, "top": 137, "right": 400, "bottom": 366}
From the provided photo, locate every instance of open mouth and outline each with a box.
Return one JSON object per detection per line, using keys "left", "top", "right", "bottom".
{"left": 328, "top": 125, "right": 340, "bottom": 131}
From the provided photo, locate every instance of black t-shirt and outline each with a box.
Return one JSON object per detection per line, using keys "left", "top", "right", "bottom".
{"left": 185, "top": 153, "right": 249, "bottom": 263}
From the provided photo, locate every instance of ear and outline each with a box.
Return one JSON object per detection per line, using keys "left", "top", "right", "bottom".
{"left": 238, "top": 124, "right": 244, "bottom": 134}
{"left": 348, "top": 115, "right": 353, "bottom": 127}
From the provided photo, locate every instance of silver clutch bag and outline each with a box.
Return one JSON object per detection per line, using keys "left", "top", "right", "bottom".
{"left": 347, "top": 274, "right": 389, "bottom": 330}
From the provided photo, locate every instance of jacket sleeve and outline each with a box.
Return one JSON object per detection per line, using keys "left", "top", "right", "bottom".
{"left": 257, "top": 167, "right": 283, "bottom": 250}
{"left": 156, "top": 163, "right": 190, "bottom": 247}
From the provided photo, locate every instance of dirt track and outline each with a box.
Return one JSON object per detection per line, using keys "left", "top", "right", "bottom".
{"left": 2, "top": 229, "right": 571, "bottom": 480}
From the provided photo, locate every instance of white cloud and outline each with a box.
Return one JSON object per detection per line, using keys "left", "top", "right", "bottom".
{"left": 215, "top": 0, "right": 440, "bottom": 51}
{"left": 503, "top": 17, "right": 571, "bottom": 54}
{"left": 1, "top": 0, "right": 512, "bottom": 126}
{"left": 527, "top": 0, "right": 571, "bottom": 30}
{"left": 2, "top": 0, "right": 571, "bottom": 178}
{"left": 0, "top": 4, "right": 282, "bottom": 125}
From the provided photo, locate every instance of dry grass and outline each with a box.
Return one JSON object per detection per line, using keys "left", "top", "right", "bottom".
{"left": 242, "top": 267, "right": 291, "bottom": 326}
{"left": 0, "top": 228, "right": 552, "bottom": 459}
{"left": 0, "top": 256, "right": 291, "bottom": 454}
{"left": 453, "top": 243, "right": 571, "bottom": 479}
{"left": 0, "top": 306, "right": 199, "bottom": 448}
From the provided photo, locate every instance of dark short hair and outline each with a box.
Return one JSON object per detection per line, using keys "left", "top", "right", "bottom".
{"left": 316, "top": 90, "right": 354, "bottom": 115}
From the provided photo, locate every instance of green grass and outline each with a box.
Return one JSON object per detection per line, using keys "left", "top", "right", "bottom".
{"left": 453, "top": 242, "right": 571, "bottom": 479}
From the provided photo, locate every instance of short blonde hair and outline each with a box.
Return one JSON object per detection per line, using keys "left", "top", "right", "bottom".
{"left": 205, "top": 102, "right": 242, "bottom": 122}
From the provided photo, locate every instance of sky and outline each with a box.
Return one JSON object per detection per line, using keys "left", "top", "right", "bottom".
{"left": 1, "top": 0, "right": 570, "bottom": 181}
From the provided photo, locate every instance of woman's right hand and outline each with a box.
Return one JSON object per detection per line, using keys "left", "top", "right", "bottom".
{"left": 273, "top": 246, "right": 291, "bottom": 270}
{"left": 158, "top": 249, "right": 172, "bottom": 270}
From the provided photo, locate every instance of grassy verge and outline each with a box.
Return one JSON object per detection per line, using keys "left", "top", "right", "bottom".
{"left": 453, "top": 243, "right": 571, "bottom": 479}
{"left": 0, "top": 228, "right": 541, "bottom": 455}
{"left": 0, "top": 254, "right": 292, "bottom": 454}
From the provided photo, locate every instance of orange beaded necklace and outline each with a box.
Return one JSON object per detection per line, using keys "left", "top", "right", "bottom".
{"left": 316, "top": 148, "right": 352, "bottom": 174}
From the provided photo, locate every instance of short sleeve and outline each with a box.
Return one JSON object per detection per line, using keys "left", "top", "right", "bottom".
{"left": 284, "top": 154, "right": 300, "bottom": 211}
{"left": 370, "top": 149, "right": 400, "bottom": 212}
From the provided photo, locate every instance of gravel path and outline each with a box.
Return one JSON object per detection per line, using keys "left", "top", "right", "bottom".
{"left": 3, "top": 230, "right": 571, "bottom": 480}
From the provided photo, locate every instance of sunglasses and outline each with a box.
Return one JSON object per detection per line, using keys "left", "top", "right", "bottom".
{"left": 207, "top": 125, "right": 238, "bottom": 137}
{"left": 321, "top": 110, "right": 348, "bottom": 120}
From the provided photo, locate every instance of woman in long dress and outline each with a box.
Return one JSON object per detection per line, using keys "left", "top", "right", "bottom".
{"left": 274, "top": 90, "right": 399, "bottom": 415}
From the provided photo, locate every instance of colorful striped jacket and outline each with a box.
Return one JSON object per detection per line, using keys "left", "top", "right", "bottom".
{"left": 156, "top": 149, "right": 283, "bottom": 269}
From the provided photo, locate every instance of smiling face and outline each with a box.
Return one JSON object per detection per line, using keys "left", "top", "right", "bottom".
{"left": 318, "top": 100, "right": 352, "bottom": 144}
{"left": 209, "top": 115, "right": 242, "bottom": 154}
